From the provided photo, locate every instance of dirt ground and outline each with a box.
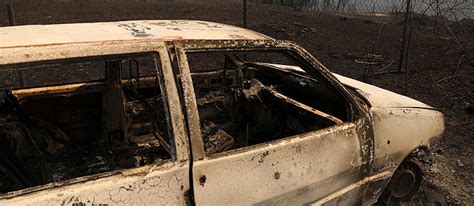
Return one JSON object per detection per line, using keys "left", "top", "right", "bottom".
{"left": 1, "top": 0, "right": 473, "bottom": 204}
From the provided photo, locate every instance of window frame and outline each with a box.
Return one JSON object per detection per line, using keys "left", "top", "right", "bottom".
{"left": 0, "top": 40, "right": 190, "bottom": 198}
{"left": 0, "top": 58, "right": 108, "bottom": 90}
{"left": 172, "top": 39, "right": 367, "bottom": 160}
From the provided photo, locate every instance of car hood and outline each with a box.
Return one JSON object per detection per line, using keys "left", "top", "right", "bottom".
{"left": 332, "top": 73, "right": 433, "bottom": 109}
{"left": 252, "top": 63, "right": 433, "bottom": 109}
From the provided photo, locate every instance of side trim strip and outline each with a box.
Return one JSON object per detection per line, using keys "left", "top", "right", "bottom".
{"left": 310, "top": 171, "right": 392, "bottom": 205}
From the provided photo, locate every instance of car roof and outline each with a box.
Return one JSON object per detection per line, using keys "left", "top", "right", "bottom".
{"left": 0, "top": 20, "right": 273, "bottom": 49}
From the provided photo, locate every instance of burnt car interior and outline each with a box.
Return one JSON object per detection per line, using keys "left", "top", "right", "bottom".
{"left": 0, "top": 54, "right": 173, "bottom": 193}
{"left": 0, "top": 49, "right": 352, "bottom": 193}
{"left": 185, "top": 51, "right": 350, "bottom": 155}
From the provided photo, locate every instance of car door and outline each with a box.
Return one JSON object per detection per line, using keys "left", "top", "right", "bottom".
{"left": 0, "top": 41, "right": 191, "bottom": 205}
{"left": 172, "top": 40, "right": 374, "bottom": 205}
{"left": 192, "top": 123, "right": 368, "bottom": 205}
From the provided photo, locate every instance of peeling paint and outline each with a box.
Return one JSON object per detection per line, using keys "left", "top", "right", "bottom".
{"left": 118, "top": 23, "right": 152, "bottom": 37}
{"left": 1, "top": 163, "right": 190, "bottom": 205}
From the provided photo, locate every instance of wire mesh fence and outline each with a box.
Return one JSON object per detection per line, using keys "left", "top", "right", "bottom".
{"left": 254, "top": 0, "right": 474, "bottom": 20}
{"left": 251, "top": 0, "right": 473, "bottom": 78}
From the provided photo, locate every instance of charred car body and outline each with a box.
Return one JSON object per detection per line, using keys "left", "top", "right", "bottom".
{"left": 0, "top": 20, "right": 444, "bottom": 205}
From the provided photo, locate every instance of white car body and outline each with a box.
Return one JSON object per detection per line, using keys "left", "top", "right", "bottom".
{"left": 0, "top": 20, "right": 444, "bottom": 205}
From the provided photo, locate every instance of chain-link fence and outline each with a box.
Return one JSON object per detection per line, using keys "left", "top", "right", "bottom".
{"left": 254, "top": 0, "right": 474, "bottom": 19}
{"left": 253, "top": 1, "right": 472, "bottom": 73}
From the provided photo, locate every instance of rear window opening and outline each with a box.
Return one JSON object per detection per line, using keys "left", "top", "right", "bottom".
{"left": 184, "top": 51, "right": 350, "bottom": 155}
{"left": 0, "top": 54, "right": 173, "bottom": 194}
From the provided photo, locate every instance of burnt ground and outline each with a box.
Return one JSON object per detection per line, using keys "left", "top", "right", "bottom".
{"left": 0, "top": 0, "right": 473, "bottom": 204}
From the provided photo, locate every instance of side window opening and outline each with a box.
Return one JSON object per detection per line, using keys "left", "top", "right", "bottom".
{"left": 185, "top": 51, "right": 349, "bottom": 156}
{"left": 0, "top": 53, "right": 173, "bottom": 194}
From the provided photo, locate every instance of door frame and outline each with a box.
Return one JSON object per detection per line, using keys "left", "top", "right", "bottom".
{"left": 0, "top": 40, "right": 191, "bottom": 203}
{"left": 172, "top": 39, "right": 377, "bottom": 204}
{"left": 172, "top": 39, "right": 372, "bottom": 161}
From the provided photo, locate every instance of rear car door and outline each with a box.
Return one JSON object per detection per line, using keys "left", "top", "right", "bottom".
{"left": 0, "top": 41, "right": 190, "bottom": 205}
{"left": 172, "top": 40, "right": 374, "bottom": 205}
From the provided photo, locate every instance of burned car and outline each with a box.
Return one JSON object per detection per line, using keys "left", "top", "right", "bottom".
{"left": 0, "top": 20, "right": 444, "bottom": 205}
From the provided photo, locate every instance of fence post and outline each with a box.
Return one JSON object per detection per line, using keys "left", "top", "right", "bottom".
{"left": 5, "top": 1, "right": 16, "bottom": 26}
{"left": 243, "top": 0, "right": 248, "bottom": 28}
{"left": 398, "top": 0, "right": 411, "bottom": 73}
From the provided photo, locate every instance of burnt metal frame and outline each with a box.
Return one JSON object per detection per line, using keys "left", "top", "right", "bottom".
{"left": 1, "top": 40, "right": 189, "bottom": 160}
{"left": 173, "top": 39, "right": 376, "bottom": 204}
{"left": 0, "top": 40, "right": 191, "bottom": 198}
{"left": 171, "top": 39, "right": 371, "bottom": 162}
